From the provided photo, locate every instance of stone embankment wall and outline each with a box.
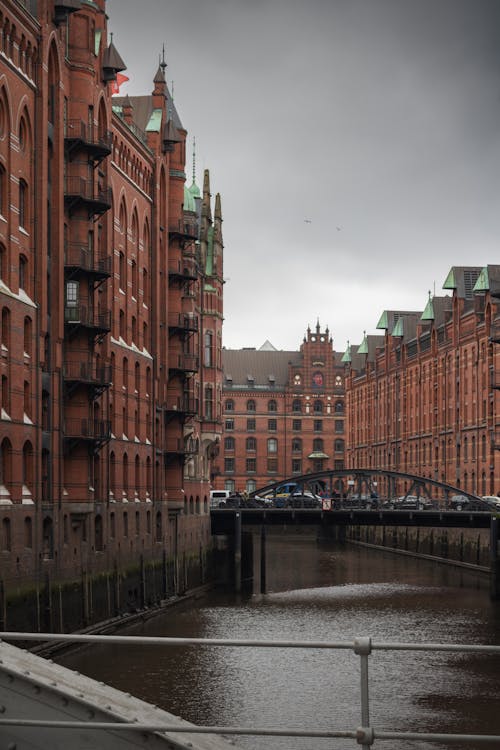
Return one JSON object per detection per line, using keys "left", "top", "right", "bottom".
{"left": 0, "top": 547, "right": 216, "bottom": 633}
{"left": 344, "top": 524, "right": 490, "bottom": 570}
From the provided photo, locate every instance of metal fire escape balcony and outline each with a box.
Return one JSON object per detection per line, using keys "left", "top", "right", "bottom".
{"left": 63, "top": 418, "right": 111, "bottom": 453}
{"left": 64, "top": 119, "right": 112, "bottom": 164}
{"left": 163, "top": 396, "right": 199, "bottom": 417}
{"left": 63, "top": 358, "right": 112, "bottom": 398}
{"left": 168, "top": 353, "right": 199, "bottom": 375}
{"left": 64, "top": 304, "right": 111, "bottom": 343}
{"left": 168, "top": 257, "right": 197, "bottom": 284}
{"left": 64, "top": 242, "right": 112, "bottom": 284}
{"left": 163, "top": 437, "right": 198, "bottom": 461}
{"left": 168, "top": 219, "right": 198, "bottom": 242}
{"left": 489, "top": 319, "right": 500, "bottom": 344}
{"left": 64, "top": 177, "right": 112, "bottom": 218}
{"left": 167, "top": 313, "right": 199, "bottom": 335}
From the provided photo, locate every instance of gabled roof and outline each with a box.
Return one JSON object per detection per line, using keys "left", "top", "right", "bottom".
{"left": 113, "top": 88, "right": 183, "bottom": 134}
{"left": 223, "top": 349, "right": 301, "bottom": 389}
{"left": 443, "top": 266, "right": 482, "bottom": 299}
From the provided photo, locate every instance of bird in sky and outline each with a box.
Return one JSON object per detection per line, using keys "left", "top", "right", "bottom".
{"left": 304, "top": 218, "right": 312, "bottom": 223}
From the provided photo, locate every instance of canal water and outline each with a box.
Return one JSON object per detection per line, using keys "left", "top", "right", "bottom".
{"left": 60, "top": 533, "right": 500, "bottom": 750}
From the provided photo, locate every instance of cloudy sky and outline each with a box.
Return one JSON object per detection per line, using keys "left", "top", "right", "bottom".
{"left": 107, "top": 0, "right": 500, "bottom": 353}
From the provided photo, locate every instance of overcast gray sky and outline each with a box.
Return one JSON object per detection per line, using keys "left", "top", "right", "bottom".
{"left": 107, "top": 0, "right": 500, "bottom": 353}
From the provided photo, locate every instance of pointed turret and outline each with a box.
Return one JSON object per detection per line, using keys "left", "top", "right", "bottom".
{"left": 214, "top": 193, "right": 222, "bottom": 221}
{"left": 102, "top": 34, "right": 126, "bottom": 82}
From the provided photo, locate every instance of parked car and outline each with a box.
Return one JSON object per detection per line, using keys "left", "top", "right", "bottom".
{"left": 384, "top": 495, "right": 434, "bottom": 510}
{"left": 286, "top": 491, "right": 322, "bottom": 508}
{"left": 449, "top": 494, "right": 484, "bottom": 511}
{"left": 342, "top": 494, "right": 379, "bottom": 510}
{"left": 480, "top": 496, "right": 500, "bottom": 511}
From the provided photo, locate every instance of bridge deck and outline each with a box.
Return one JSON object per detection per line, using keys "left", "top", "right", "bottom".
{"left": 210, "top": 508, "right": 494, "bottom": 534}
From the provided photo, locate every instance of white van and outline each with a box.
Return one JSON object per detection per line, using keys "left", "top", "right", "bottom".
{"left": 210, "top": 490, "right": 232, "bottom": 508}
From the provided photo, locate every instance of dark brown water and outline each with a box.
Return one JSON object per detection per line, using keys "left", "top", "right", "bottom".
{"left": 60, "top": 535, "right": 500, "bottom": 750}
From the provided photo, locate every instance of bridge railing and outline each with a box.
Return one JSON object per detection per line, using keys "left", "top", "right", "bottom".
{"left": 0, "top": 632, "right": 499, "bottom": 748}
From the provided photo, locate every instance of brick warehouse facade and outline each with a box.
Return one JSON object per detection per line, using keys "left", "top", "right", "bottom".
{"left": 343, "top": 265, "right": 500, "bottom": 499}
{"left": 0, "top": 0, "right": 223, "bottom": 621}
{"left": 218, "top": 324, "right": 346, "bottom": 494}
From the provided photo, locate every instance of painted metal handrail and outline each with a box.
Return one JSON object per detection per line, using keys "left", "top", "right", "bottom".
{"left": 0, "top": 632, "right": 499, "bottom": 748}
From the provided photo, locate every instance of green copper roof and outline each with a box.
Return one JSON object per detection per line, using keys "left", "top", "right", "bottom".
{"left": 205, "top": 225, "right": 214, "bottom": 275}
{"left": 392, "top": 317, "right": 404, "bottom": 337}
{"left": 341, "top": 343, "right": 351, "bottom": 363}
{"left": 473, "top": 267, "right": 489, "bottom": 292}
{"left": 443, "top": 268, "right": 456, "bottom": 290}
{"left": 145, "top": 109, "right": 162, "bottom": 133}
{"left": 376, "top": 311, "right": 388, "bottom": 330}
{"left": 357, "top": 333, "right": 368, "bottom": 354}
{"left": 421, "top": 296, "right": 434, "bottom": 321}
{"left": 188, "top": 180, "right": 200, "bottom": 200}
{"left": 183, "top": 184, "right": 196, "bottom": 213}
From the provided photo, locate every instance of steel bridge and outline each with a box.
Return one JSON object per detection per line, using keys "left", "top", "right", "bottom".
{"left": 251, "top": 467, "right": 491, "bottom": 509}
{"left": 210, "top": 469, "right": 500, "bottom": 600}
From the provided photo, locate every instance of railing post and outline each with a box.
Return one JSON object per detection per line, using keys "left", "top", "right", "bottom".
{"left": 234, "top": 512, "right": 242, "bottom": 593}
{"left": 260, "top": 525, "right": 267, "bottom": 594}
{"left": 354, "top": 636, "right": 372, "bottom": 748}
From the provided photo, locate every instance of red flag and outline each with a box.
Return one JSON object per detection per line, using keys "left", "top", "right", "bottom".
{"left": 111, "top": 73, "right": 129, "bottom": 95}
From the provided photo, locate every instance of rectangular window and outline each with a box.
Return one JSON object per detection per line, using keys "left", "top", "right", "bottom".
{"left": 292, "top": 459, "right": 302, "bottom": 473}
{"left": 224, "top": 458, "right": 235, "bottom": 473}
{"left": 268, "top": 419, "right": 277, "bottom": 431}
{"left": 267, "top": 458, "right": 278, "bottom": 473}
{"left": 247, "top": 418, "right": 256, "bottom": 431}
{"left": 292, "top": 419, "right": 301, "bottom": 431}
{"left": 314, "top": 420, "right": 323, "bottom": 432}
{"left": 246, "top": 458, "right": 256, "bottom": 473}
{"left": 225, "top": 419, "right": 234, "bottom": 431}
{"left": 334, "top": 460, "right": 344, "bottom": 471}
{"left": 335, "top": 420, "right": 344, "bottom": 433}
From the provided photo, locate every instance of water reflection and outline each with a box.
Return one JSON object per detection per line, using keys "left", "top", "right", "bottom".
{"left": 60, "top": 536, "right": 500, "bottom": 750}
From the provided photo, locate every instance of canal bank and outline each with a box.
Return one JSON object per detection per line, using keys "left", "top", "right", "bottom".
{"left": 58, "top": 536, "right": 500, "bottom": 750}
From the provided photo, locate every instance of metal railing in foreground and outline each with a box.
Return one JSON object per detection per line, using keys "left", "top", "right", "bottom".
{"left": 0, "top": 632, "right": 499, "bottom": 748}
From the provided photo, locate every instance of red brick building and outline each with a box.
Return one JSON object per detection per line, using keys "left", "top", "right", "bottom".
{"left": 0, "top": 0, "right": 223, "bottom": 607}
{"left": 344, "top": 265, "right": 500, "bottom": 499}
{"left": 219, "top": 324, "right": 345, "bottom": 494}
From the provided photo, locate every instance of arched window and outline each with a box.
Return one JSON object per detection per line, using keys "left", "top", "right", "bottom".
{"left": 2, "top": 517, "right": 11, "bottom": 551}
{"left": 123, "top": 511, "right": 129, "bottom": 537}
{"left": 267, "top": 438, "right": 278, "bottom": 454}
{"left": 95, "top": 515, "right": 103, "bottom": 551}
{"left": 247, "top": 399, "right": 256, "bottom": 412}
{"left": 334, "top": 400, "right": 344, "bottom": 413}
{"left": 204, "top": 385, "right": 213, "bottom": 419}
{"left": 224, "top": 436, "right": 235, "bottom": 451}
{"left": 24, "top": 516, "right": 32, "bottom": 548}
{"left": 292, "top": 399, "right": 302, "bottom": 413}
{"left": 313, "top": 438, "right": 324, "bottom": 452}
{"left": 246, "top": 437, "right": 256, "bottom": 451}
{"left": 19, "top": 179, "right": 28, "bottom": 229}
{"left": 314, "top": 400, "right": 323, "bottom": 413}
{"left": 19, "top": 254, "right": 27, "bottom": 290}
{"left": 23, "top": 316, "right": 32, "bottom": 356}
{"left": 0, "top": 165, "right": 6, "bottom": 216}
{"left": 204, "top": 331, "right": 213, "bottom": 367}
{"left": 334, "top": 439, "right": 345, "bottom": 452}
{"left": 225, "top": 399, "right": 234, "bottom": 412}
{"left": 268, "top": 399, "right": 277, "bottom": 412}
{"left": 292, "top": 438, "right": 302, "bottom": 452}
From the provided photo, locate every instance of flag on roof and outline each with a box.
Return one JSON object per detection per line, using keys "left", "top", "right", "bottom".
{"left": 111, "top": 73, "right": 129, "bottom": 95}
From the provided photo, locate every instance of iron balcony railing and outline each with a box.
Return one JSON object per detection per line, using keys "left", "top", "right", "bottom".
{"left": 64, "top": 177, "right": 112, "bottom": 213}
{"left": 63, "top": 359, "right": 112, "bottom": 386}
{"left": 168, "top": 258, "right": 198, "bottom": 281}
{"left": 64, "top": 242, "right": 112, "bottom": 277}
{"left": 169, "top": 353, "right": 199, "bottom": 373}
{"left": 168, "top": 219, "right": 198, "bottom": 240}
{"left": 64, "top": 119, "right": 112, "bottom": 159}
{"left": 0, "top": 632, "right": 498, "bottom": 748}
{"left": 167, "top": 312, "right": 199, "bottom": 332}
{"left": 63, "top": 418, "right": 111, "bottom": 441}
{"left": 64, "top": 304, "right": 111, "bottom": 332}
{"left": 164, "top": 396, "right": 199, "bottom": 415}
